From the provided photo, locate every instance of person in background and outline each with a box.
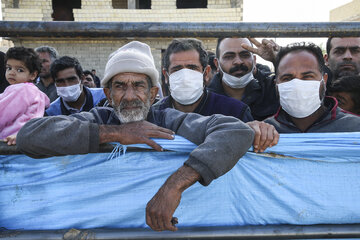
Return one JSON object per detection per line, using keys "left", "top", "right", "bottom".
{"left": 206, "top": 51, "right": 217, "bottom": 85}
{"left": 0, "top": 47, "right": 49, "bottom": 145}
{"left": 83, "top": 70, "right": 97, "bottom": 88}
{"left": 91, "top": 69, "right": 101, "bottom": 88}
{"left": 35, "top": 46, "right": 59, "bottom": 102}
{"left": 45, "top": 56, "right": 105, "bottom": 116}
{"left": 327, "top": 75, "right": 360, "bottom": 116}
{"left": 324, "top": 37, "right": 360, "bottom": 89}
{"left": 17, "top": 41, "right": 255, "bottom": 232}
{"left": 265, "top": 42, "right": 360, "bottom": 133}
{"left": 0, "top": 51, "right": 8, "bottom": 93}
{"left": 208, "top": 37, "right": 279, "bottom": 121}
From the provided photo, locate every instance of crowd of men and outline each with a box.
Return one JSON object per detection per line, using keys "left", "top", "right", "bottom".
{"left": 1, "top": 36, "right": 360, "bottom": 232}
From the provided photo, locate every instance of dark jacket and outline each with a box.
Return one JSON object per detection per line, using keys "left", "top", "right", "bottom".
{"left": 17, "top": 107, "right": 255, "bottom": 186}
{"left": 264, "top": 97, "right": 360, "bottom": 133}
{"left": 207, "top": 66, "right": 279, "bottom": 121}
{"left": 152, "top": 90, "right": 253, "bottom": 122}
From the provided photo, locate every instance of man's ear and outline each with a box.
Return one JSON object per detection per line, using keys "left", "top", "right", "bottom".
{"left": 214, "top": 58, "right": 219, "bottom": 71}
{"left": 149, "top": 86, "right": 159, "bottom": 104}
{"left": 323, "top": 73, "right": 328, "bottom": 85}
{"left": 104, "top": 87, "right": 112, "bottom": 103}
{"left": 203, "top": 65, "right": 211, "bottom": 85}
{"left": 162, "top": 68, "right": 169, "bottom": 84}
{"left": 324, "top": 54, "right": 329, "bottom": 66}
{"left": 80, "top": 74, "right": 85, "bottom": 84}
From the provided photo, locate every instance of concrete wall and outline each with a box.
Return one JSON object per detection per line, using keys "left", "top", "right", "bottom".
{"left": 11, "top": 38, "right": 217, "bottom": 80}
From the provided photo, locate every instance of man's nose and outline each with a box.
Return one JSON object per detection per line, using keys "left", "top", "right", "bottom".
{"left": 123, "top": 86, "right": 137, "bottom": 101}
{"left": 233, "top": 55, "right": 243, "bottom": 65}
{"left": 343, "top": 49, "right": 353, "bottom": 60}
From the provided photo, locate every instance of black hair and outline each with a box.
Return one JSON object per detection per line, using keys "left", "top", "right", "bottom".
{"left": 163, "top": 38, "right": 208, "bottom": 72}
{"left": 207, "top": 51, "right": 217, "bottom": 71}
{"left": 5, "top": 46, "right": 41, "bottom": 76}
{"left": 274, "top": 42, "right": 325, "bottom": 75}
{"left": 328, "top": 75, "right": 360, "bottom": 110}
{"left": 326, "top": 37, "right": 333, "bottom": 56}
{"left": 50, "top": 56, "right": 83, "bottom": 80}
{"left": 83, "top": 70, "right": 95, "bottom": 80}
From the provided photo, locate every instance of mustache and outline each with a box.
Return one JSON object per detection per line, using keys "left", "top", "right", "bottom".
{"left": 229, "top": 64, "right": 249, "bottom": 74}
{"left": 120, "top": 99, "right": 144, "bottom": 110}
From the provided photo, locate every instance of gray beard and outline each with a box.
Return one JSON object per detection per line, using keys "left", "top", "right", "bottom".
{"left": 112, "top": 98, "right": 151, "bottom": 123}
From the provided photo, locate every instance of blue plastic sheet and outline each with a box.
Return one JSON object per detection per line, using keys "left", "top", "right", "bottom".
{"left": 0, "top": 132, "right": 359, "bottom": 230}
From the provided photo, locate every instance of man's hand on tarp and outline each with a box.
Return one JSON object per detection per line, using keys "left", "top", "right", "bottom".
{"left": 99, "top": 120, "right": 175, "bottom": 151}
{"left": 146, "top": 165, "right": 200, "bottom": 231}
{"left": 247, "top": 121, "right": 279, "bottom": 153}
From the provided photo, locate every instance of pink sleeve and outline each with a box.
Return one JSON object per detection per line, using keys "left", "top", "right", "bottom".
{"left": 0, "top": 83, "right": 50, "bottom": 139}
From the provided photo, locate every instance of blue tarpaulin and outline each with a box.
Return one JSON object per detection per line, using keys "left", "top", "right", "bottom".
{"left": 0, "top": 132, "right": 359, "bottom": 230}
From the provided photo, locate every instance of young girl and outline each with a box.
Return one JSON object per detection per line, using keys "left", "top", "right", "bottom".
{"left": 0, "top": 47, "right": 50, "bottom": 145}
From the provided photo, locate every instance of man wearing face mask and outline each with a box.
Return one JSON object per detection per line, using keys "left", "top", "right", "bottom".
{"left": 45, "top": 56, "right": 105, "bottom": 116}
{"left": 208, "top": 38, "right": 279, "bottom": 121}
{"left": 153, "top": 38, "right": 253, "bottom": 123}
{"left": 265, "top": 42, "right": 360, "bottom": 133}
{"left": 154, "top": 38, "right": 279, "bottom": 153}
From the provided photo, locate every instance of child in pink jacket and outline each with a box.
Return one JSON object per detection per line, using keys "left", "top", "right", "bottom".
{"left": 0, "top": 47, "right": 50, "bottom": 145}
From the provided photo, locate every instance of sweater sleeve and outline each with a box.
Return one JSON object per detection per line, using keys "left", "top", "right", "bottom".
{"left": 162, "top": 108, "right": 255, "bottom": 186}
{"left": 17, "top": 111, "right": 102, "bottom": 158}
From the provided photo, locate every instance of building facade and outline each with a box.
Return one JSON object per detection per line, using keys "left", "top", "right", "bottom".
{"left": 1, "top": 0, "right": 243, "bottom": 85}
{"left": 330, "top": 0, "right": 360, "bottom": 21}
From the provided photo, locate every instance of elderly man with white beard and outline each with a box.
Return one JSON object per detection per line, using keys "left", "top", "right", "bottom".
{"left": 17, "top": 41, "right": 255, "bottom": 232}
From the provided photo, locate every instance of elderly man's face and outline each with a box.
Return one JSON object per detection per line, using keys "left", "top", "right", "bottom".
{"left": 217, "top": 38, "right": 255, "bottom": 78}
{"left": 104, "top": 72, "right": 158, "bottom": 123}
{"left": 325, "top": 37, "right": 360, "bottom": 79}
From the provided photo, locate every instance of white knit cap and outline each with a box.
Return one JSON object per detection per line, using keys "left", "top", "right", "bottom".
{"left": 101, "top": 41, "right": 159, "bottom": 87}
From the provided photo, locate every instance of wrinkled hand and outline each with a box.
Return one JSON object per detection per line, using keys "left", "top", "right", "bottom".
{"left": 247, "top": 121, "right": 279, "bottom": 153}
{"left": 242, "top": 38, "right": 280, "bottom": 64}
{"left": 99, "top": 120, "right": 175, "bottom": 151}
{"left": 4, "top": 134, "right": 17, "bottom": 146}
{"left": 146, "top": 184, "right": 181, "bottom": 231}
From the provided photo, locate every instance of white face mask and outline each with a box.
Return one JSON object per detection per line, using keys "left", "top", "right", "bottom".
{"left": 278, "top": 78, "right": 324, "bottom": 118}
{"left": 219, "top": 61, "right": 254, "bottom": 89}
{"left": 169, "top": 68, "right": 204, "bottom": 105}
{"left": 56, "top": 83, "right": 82, "bottom": 102}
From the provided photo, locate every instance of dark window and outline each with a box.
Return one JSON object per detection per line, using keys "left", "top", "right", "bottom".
{"left": 52, "top": 0, "right": 81, "bottom": 21}
{"left": 176, "top": 0, "right": 207, "bottom": 8}
{"left": 137, "top": 0, "right": 151, "bottom": 9}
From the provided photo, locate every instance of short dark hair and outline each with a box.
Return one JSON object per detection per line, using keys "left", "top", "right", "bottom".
{"left": 326, "top": 37, "right": 334, "bottom": 56}
{"left": 5, "top": 47, "right": 41, "bottom": 76}
{"left": 83, "top": 70, "right": 95, "bottom": 80}
{"left": 163, "top": 38, "right": 208, "bottom": 72}
{"left": 328, "top": 75, "right": 360, "bottom": 109}
{"left": 35, "top": 46, "right": 58, "bottom": 61}
{"left": 207, "top": 51, "right": 217, "bottom": 71}
{"left": 274, "top": 42, "right": 325, "bottom": 75}
{"left": 50, "top": 56, "right": 84, "bottom": 80}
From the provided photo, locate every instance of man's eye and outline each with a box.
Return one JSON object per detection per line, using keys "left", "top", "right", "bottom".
{"left": 17, "top": 69, "right": 24, "bottom": 73}
{"left": 6, "top": 67, "right": 11, "bottom": 71}
{"left": 223, "top": 55, "right": 233, "bottom": 60}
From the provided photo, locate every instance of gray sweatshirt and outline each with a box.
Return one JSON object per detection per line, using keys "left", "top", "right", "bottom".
{"left": 17, "top": 107, "right": 254, "bottom": 186}
{"left": 265, "top": 97, "right": 360, "bottom": 133}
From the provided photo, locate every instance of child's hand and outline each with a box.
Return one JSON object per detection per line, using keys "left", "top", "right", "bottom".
{"left": 4, "top": 134, "right": 17, "bottom": 145}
